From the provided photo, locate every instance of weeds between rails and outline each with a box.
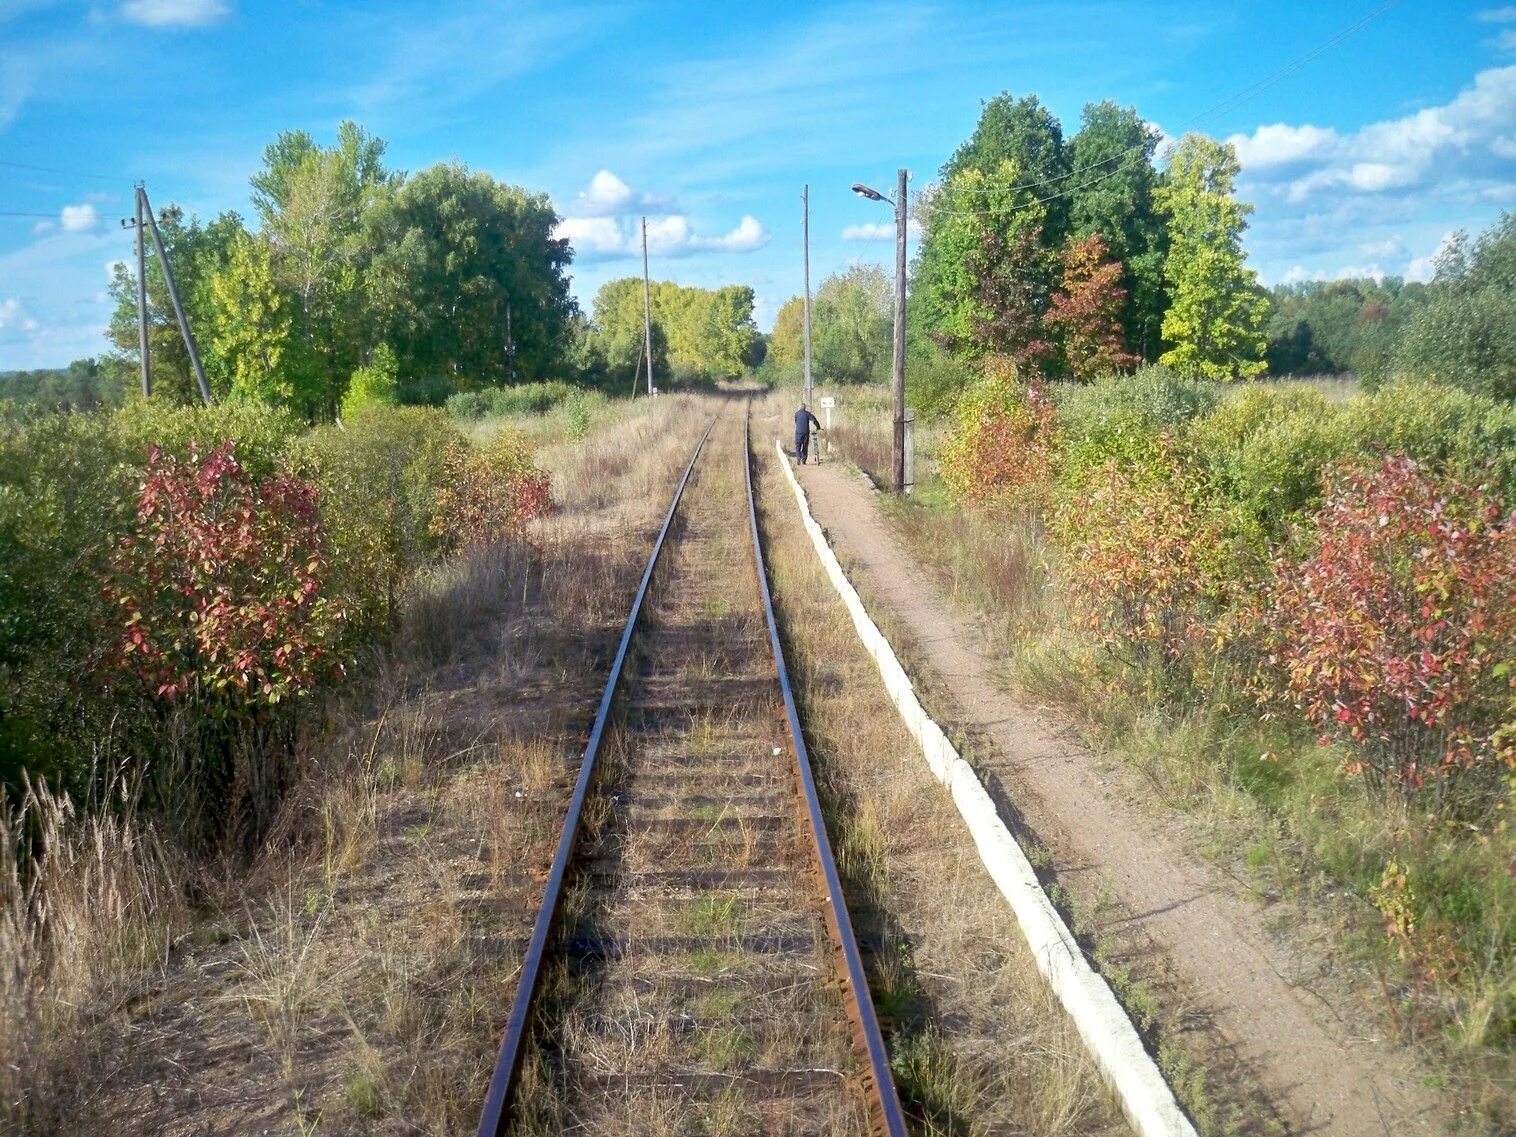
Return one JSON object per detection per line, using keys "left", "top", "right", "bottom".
{"left": 481, "top": 410, "right": 905, "bottom": 1137}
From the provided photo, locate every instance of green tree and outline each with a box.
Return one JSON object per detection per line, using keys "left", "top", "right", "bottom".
{"left": 1392, "top": 213, "right": 1516, "bottom": 400}
{"left": 107, "top": 208, "right": 248, "bottom": 404}
{"left": 915, "top": 161, "right": 1054, "bottom": 362}
{"left": 383, "top": 163, "right": 574, "bottom": 388}
{"left": 251, "top": 121, "right": 396, "bottom": 414}
{"left": 940, "top": 92, "right": 1071, "bottom": 241}
{"left": 768, "top": 296, "right": 806, "bottom": 369}
{"left": 812, "top": 265, "right": 893, "bottom": 384}
{"left": 590, "top": 277, "right": 667, "bottom": 389}
{"left": 1068, "top": 101, "right": 1168, "bottom": 360}
{"left": 1155, "top": 134, "right": 1267, "bottom": 379}
{"left": 206, "top": 231, "right": 304, "bottom": 406}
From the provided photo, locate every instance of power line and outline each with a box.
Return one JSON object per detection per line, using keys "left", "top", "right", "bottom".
{"left": 0, "top": 158, "right": 127, "bottom": 182}
{"left": 921, "top": 147, "right": 1152, "bottom": 219}
{"left": 0, "top": 210, "right": 62, "bottom": 220}
{"left": 937, "top": 0, "right": 1400, "bottom": 200}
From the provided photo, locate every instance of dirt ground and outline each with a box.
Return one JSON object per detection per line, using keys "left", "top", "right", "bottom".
{"left": 791, "top": 458, "right": 1448, "bottom": 1137}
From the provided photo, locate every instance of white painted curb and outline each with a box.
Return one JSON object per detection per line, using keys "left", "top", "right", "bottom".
{"left": 774, "top": 442, "right": 1197, "bottom": 1137}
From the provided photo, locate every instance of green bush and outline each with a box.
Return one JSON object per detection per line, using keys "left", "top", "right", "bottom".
{"left": 291, "top": 406, "right": 460, "bottom": 636}
{"left": 1054, "top": 365, "right": 1221, "bottom": 484}
{"left": 0, "top": 415, "right": 132, "bottom": 794}
{"left": 398, "top": 372, "right": 456, "bottom": 407}
{"left": 445, "top": 381, "right": 575, "bottom": 421}
{"left": 906, "top": 342, "right": 976, "bottom": 420}
{"left": 1343, "top": 378, "right": 1516, "bottom": 499}
{"left": 110, "top": 397, "right": 303, "bottom": 479}
{"left": 340, "top": 344, "right": 399, "bottom": 420}
{"left": 1392, "top": 288, "right": 1516, "bottom": 402}
{"left": 1186, "top": 385, "right": 1353, "bottom": 541}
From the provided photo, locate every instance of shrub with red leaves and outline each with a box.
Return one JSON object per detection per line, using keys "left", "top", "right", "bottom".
{"left": 430, "top": 431, "right": 554, "bottom": 550}
{"left": 1266, "top": 455, "right": 1516, "bottom": 800}
{"left": 104, "top": 442, "right": 344, "bottom": 706}
{"left": 1049, "top": 441, "right": 1244, "bottom": 678}
{"left": 940, "top": 359, "right": 1058, "bottom": 512}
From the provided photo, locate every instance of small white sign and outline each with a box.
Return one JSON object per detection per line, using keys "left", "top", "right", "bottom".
{"left": 819, "top": 395, "right": 836, "bottom": 409}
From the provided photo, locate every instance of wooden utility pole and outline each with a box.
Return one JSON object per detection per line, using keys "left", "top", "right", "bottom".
{"left": 802, "top": 184, "right": 813, "bottom": 407}
{"left": 891, "top": 168, "right": 907, "bottom": 495}
{"left": 134, "top": 184, "right": 150, "bottom": 397}
{"left": 640, "top": 216, "right": 655, "bottom": 397}
{"left": 139, "top": 187, "right": 212, "bottom": 403}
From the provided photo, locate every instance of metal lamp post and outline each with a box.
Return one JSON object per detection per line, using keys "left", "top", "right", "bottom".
{"left": 851, "top": 170, "right": 908, "bottom": 494}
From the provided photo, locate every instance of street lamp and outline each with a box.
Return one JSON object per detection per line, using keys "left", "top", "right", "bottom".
{"left": 852, "top": 170, "right": 908, "bottom": 494}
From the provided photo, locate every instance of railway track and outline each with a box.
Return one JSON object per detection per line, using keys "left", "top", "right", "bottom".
{"left": 476, "top": 409, "right": 908, "bottom": 1137}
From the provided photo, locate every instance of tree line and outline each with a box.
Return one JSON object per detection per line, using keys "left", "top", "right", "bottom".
{"left": 2, "top": 120, "right": 766, "bottom": 420}
{"left": 1264, "top": 214, "right": 1514, "bottom": 402}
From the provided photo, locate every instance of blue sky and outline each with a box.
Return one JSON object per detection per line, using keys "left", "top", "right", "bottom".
{"left": 1, "top": 0, "right": 1513, "bottom": 369}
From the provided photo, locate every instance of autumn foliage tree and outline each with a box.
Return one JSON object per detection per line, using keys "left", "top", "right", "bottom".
{"left": 1046, "top": 234, "right": 1140, "bottom": 379}
{"left": 968, "top": 223, "right": 1058, "bottom": 369}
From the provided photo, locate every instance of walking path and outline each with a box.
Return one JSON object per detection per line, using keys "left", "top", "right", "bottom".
{"left": 794, "top": 460, "right": 1444, "bottom": 1137}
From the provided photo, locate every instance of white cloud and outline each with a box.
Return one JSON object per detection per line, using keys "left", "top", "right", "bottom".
{"left": 1407, "top": 231, "right": 1460, "bottom": 283}
{"left": 553, "top": 172, "right": 767, "bottom": 260}
{"left": 553, "top": 212, "right": 769, "bottom": 259}
{"left": 1231, "top": 66, "right": 1516, "bottom": 206}
{"left": 1231, "top": 123, "right": 1337, "bottom": 169}
{"left": 555, "top": 216, "right": 624, "bottom": 255}
{"left": 1358, "top": 235, "right": 1404, "bottom": 258}
{"left": 1279, "top": 265, "right": 1311, "bottom": 285}
{"left": 1478, "top": 7, "right": 1516, "bottom": 22}
{"left": 0, "top": 297, "right": 39, "bottom": 334}
{"left": 59, "top": 203, "right": 98, "bottom": 232}
{"left": 559, "top": 169, "right": 671, "bottom": 220}
{"left": 1330, "top": 262, "right": 1385, "bottom": 280}
{"left": 694, "top": 215, "right": 767, "bottom": 252}
{"left": 841, "top": 220, "right": 921, "bottom": 241}
{"left": 119, "top": 0, "right": 230, "bottom": 28}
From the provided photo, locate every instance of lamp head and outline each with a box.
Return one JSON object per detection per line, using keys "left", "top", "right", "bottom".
{"left": 851, "top": 183, "right": 886, "bottom": 202}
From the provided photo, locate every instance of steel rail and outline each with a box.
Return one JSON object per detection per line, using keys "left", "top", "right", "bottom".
{"left": 742, "top": 412, "right": 911, "bottom": 1137}
{"left": 476, "top": 419, "right": 715, "bottom": 1137}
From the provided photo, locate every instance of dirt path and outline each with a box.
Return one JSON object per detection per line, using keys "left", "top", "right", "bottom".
{"left": 793, "top": 459, "right": 1444, "bottom": 1137}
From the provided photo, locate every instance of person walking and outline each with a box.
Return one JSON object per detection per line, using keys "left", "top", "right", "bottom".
{"left": 794, "top": 402, "right": 822, "bottom": 465}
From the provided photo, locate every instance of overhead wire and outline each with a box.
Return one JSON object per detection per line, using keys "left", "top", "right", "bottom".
{"left": 930, "top": 0, "right": 1400, "bottom": 206}
{"left": 0, "top": 158, "right": 129, "bottom": 182}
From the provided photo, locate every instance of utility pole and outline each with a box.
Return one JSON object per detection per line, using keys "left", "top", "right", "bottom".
{"left": 891, "top": 167, "right": 907, "bottom": 495}
{"left": 504, "top": 302, "right": 516, "bottom": 383}
{"left": 133, "top": 184, "right": 150, "bottom": 397}
{"left": 640, "top": 216, "right": 655, "bottom": 397}
{"left": 802, "top": 184, "right": 813, "bottom": 408}
{"left": 136, "top": 187, "right": 212, "bottom": 404}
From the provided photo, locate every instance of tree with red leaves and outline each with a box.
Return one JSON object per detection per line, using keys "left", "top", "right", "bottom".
{"left": 967, "top": 222, "right": 1058, "bottom": 370}
{"left": 1047, "top": 233, "right": 1140, "bottom": 380}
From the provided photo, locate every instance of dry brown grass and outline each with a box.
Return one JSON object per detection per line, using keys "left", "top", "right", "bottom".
{"left": 751, "top": 392, "right": 1128, "bottom": 1136}
{"left": 2, "top": 394, "right": 697, "bottom": 1137}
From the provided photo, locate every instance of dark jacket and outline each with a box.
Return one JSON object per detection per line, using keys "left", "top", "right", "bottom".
{"left": 794, "top": 407, "right": 821, "bottom": 438}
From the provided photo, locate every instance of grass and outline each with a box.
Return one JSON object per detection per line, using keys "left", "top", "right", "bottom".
{"left": 827, "top": 383, "right": 1514, "bottom": 1134}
